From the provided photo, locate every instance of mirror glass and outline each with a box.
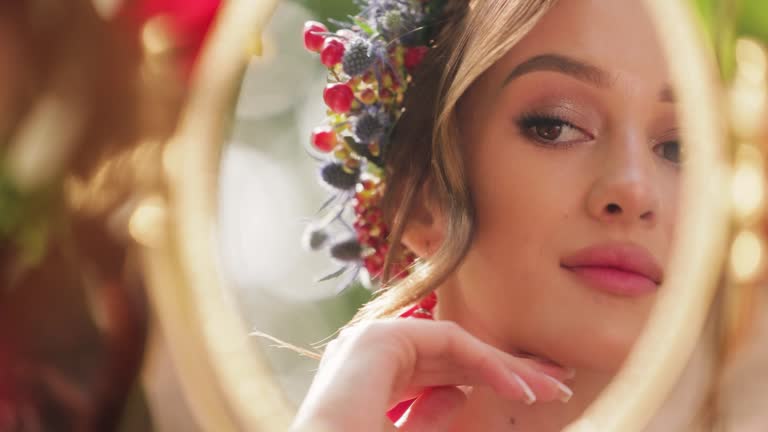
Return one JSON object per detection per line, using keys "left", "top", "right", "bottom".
{"left": 3, "top": 0, "right": 768, "bottom": 430}
{"left": 212, "top": 0, "right": 764, "bottom": 430}
{"left": 218, "top": 0, "right": 371, "bottom": 406}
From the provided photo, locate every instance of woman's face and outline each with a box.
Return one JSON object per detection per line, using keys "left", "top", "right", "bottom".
{"left": 441, "top": 0, "right": 678, "bottom": 372}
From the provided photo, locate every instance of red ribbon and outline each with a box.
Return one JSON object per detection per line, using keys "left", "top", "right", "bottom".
{"left": 386, "top": 291, "right": 437, "bottom": 423}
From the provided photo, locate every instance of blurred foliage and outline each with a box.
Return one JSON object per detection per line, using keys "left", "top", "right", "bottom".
{"left": 692, "top": 0, "right": 768, "bottom": 80}
{"left": 288, "top": 0, "right": 373, "bottom": 319}
{"left": 739, "top": 0, "right": 768, "bottom": 42}
{"left": 292, "top": 0, "right": 354, "bottom": 27}
{"left": 317, "top": 281, "right": 373, "bottom": 329}
{"left": 0, "top": 172, "right": 56, "bottom": 270}
{"left": 292, "top": 0, "right": 768, "bottom": 83}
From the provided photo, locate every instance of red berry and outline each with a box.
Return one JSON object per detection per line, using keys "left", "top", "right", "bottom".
{"left": 359, "top": 88, "right": 377, "bottom": 105}
{"left": 303, "top": 21, "right": 328, "bottom": 52}
{"left": 379, "top": 88, "right": 395, "bottom": 104}
{"left": 310, "top": 126, "right": 337, "bottom": 152}
{"left": 323, "top": 83, "right": 354, "bottom": 113}
{"left": 368, "top": 209, "right": 381, "bottom": 224}
{"left": 320, "top": 38, "right": 345, "bottom": 68}
{"left": 362, "top": 71, "right": 376, "bottom": 84}
{"left": 364, "top": 255, "right": 384, "bottom": 275}
{"left": 404, "top": 46, "right": 429, "bottom": 70}
{"left": 419, "top": 292, "right": 437, "bottom": 310}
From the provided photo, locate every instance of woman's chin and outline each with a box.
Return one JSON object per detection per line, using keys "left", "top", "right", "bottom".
{"left": 555, "top": 297, "right": 655, "bottom": 372}
{"left": 569, "top": 332, "right": 642, "bottom": 373}
{"left": 519, "top": 324, "right": 644, "bottom": 374}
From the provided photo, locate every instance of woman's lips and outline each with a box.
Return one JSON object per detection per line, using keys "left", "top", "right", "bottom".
{"left": 564, "top": 266, "right": 658, "bottom": 296}
{"left": 560, "top": 242, "right": 663, "bottom": 297}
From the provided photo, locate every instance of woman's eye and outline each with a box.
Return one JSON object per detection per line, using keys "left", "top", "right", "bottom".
{"left": 519, "top": 116, "right": 591, "bottom": 145}
{"left": 654, "top": 140, "right": 682, "bottom": 164}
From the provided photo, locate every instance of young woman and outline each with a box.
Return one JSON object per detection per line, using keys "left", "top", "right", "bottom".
{"left": 294, "top": 0, "right": 690, "bottom": 430}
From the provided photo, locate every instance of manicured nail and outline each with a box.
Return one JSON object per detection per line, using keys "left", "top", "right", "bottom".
{"left": 543, "top": 375, "right": 573, "bottom": 403}
{"left": 564, "top": 367, "right": 577, "bottom": 380}
{"left": 457, "top": 385, "right": 475, "bottom": 397}
{"left": 510, "top": 372, "right": 536, "bottom": 405}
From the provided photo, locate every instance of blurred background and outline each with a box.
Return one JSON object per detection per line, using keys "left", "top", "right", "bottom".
{"left": 217, "top": 0, "right": 365, "bottom": 409}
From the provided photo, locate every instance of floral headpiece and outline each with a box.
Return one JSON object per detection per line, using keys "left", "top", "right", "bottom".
{"left": 302, "top": 0, "right": 448, "bottom": 288}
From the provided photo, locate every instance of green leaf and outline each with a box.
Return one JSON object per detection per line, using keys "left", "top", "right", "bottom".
{"left": 352, "top": 16, "right": 376, "bottom": 36}
{"left": 739, "top": 0, "right": 768, "bottom": 42}
{"left": 16, "top": 221, "right": 49, "bottom": 268}
{"left": 0, "top": 174, "right": 24, "bottom": 236}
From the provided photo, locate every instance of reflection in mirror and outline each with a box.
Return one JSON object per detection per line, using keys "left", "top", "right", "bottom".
{"left": 1, "top": 0, "right": 767, "bottom": 430}
{"left": 219, "top": 0, "right": 739, "bottom": 431}
{"left": 218, "top": 0, "right": 372, "bottom": 407}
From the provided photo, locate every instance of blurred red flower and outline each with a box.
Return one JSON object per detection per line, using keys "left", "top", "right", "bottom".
{"left": 120, "top": 0, "right": 222, "bottom": 79}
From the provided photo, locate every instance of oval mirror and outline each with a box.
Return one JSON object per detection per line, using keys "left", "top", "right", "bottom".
{"left": 14, "top": 0, "right": 757, "bottom": 431}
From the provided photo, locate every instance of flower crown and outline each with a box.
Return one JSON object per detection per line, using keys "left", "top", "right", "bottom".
{"left": 302, "top": 0, "right": 448, "bottom": 289}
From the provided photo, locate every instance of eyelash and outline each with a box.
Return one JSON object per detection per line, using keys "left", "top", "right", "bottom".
{"left": 516, "top": 112, "right": 591, "bottom": 148}
{"left": 654, "top": 140, "right": 683, "bottom": 165}
{"left": 516, "top": 113, "right": 683, "bottom": 165}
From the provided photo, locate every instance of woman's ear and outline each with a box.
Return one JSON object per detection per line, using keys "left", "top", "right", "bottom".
{"left": 401, "top": 182, "right": 446, "bottom": 258}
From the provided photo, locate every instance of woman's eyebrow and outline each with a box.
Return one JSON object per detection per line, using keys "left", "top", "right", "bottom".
{"left": 503, "top": 54, "right": 675, "bottom": 103}
{"left": 502, "top": 53, "right": 611, "bottom": 88}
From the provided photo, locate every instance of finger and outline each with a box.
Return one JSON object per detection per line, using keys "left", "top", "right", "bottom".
{"left": 294, "top": 319, "right": 572, "bottom": 432}
{"left": 516, "top": 356, "right": 576, "bottom": 382}
{"left": 396, "top": 386, "right": 467, "bottom": 432}
{"left": 429, "top": 321, "right": 573, "bottom": 403}
{"left": 317, "top": 339, "right": 338, "bottom": 370}
{"left": 387, "top": 320, "right": 571, "bottom": 404}
{"left": 377, "top": 320, "right": 526, "bottom": 403}
{"left": 513, "top": 370, "right": 573, "bottom": 403}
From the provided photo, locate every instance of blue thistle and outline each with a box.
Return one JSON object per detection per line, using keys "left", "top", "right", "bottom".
{"left": 320, "top": 162, "right": 360, "bottom": 190}
{"left": 354, "top": 114, "right": 384, "bottom": 143}
{"left": 302, "top": 226, "right": 329, "bottom": 251}
{"left": 343, "top": 38, "right": 375, "bottom": 77}
{"left": 330, "top": 238, "right": 363, "bottom": 262}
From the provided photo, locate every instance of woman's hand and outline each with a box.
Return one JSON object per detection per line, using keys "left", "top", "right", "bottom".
{"left": 290, "top": 319, "right": 574, "bottom": 432}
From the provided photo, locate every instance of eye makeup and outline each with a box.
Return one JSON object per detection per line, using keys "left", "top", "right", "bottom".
{"left": 515, "top": 108, "right": 595, "bottom": 148}
{"left": 651, "top": 129, "right": 683, "bottom": 165}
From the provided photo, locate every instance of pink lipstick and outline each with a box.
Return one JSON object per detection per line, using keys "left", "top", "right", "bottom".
{"left": 560, "top": 242, "right": 663, "bottom": 297}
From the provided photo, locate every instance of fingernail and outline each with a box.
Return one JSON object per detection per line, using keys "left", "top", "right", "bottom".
{"left": 543, "top": 375, "right": 573, "bottom": 403}
{"left": 457, "top": 385, "right": 475, "bottom": 397}
{"left": 564, "top": 367, "right": 576, "bottom": 380}
{"left": 510, "top": 372, "right": 536, "bottom": 405}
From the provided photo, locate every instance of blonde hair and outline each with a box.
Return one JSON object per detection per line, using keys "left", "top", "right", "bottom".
{"left": 351, "top": 0, "right": 559, "bottom": 323}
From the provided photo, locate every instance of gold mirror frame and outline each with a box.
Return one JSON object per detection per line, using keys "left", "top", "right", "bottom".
{"left": 140, "top": 0, "right": 730, "bottom": 430}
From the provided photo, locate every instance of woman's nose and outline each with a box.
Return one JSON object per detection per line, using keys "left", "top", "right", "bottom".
{"left": 586, "top": 136, "right": 659, "bottom": 227}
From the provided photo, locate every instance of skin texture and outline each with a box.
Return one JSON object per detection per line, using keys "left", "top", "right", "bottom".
{"left": 294, "top": 0, "right": 681, "bottom": 430}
